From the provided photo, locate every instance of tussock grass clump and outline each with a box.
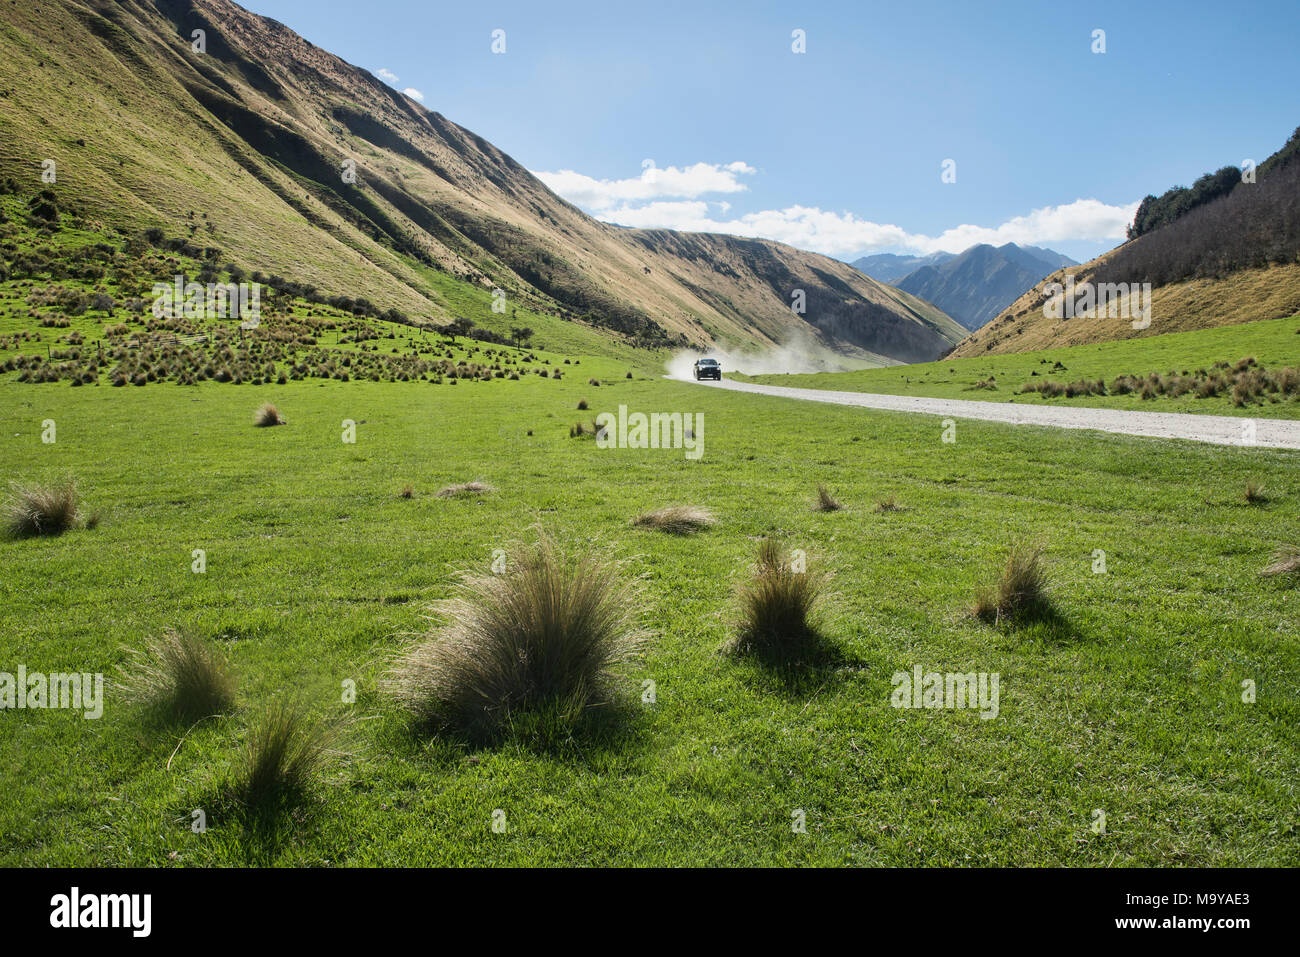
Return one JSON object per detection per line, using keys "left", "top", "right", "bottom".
{"left": 631, "top": 504, "right": 717, "bottom": 535}
{"left": 253, "top": 402, "right": 284, "bottom": 427}
{"left": 973, "top": 542, "right": 1051, "bottom": 624}
{"left": 237, "top": 701, "right": 336, "bottom": 810}
{"left": 576, "top": 398, "right": 589, "bottom": 410}
{"left": 436, "top": 480, "right": 493, "bottom": 498}
{"left": 4, "top": 479, "right": 87, "bottom": 538}
{"left": 731, "top": 539, "right": 828, "bottom": 658}
{"left": 873, "top": 495, "right": 904, "bottom": 513}
{"left": 1243, "top": 481, "right": 1268, "bottom": 504}
{"left": 1262, "top": 545, "right": 1300, "bottom": 577}
{"left": 119, "top": 628, "right": 235, "bottom": 723}
{"left": 399, "top": 484, "right": 414, "bottom": 499}
{"left": 1019, "top": 379, "right": 1066, "bottom": 398}
{"left": 386, "top": 536, "right": 645, "bottom": 737}
{"left": 813, "top": 484, "right": 843, "bottom": 512}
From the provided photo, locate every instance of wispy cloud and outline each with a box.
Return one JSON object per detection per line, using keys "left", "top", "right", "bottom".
{"left": 533, "top": 161, "right": 756, "bottom": 210}
{"left": 403, "top": 87, "right": 425, "bottom": 102}
{"left": 532, "top": 161, "right": 1136, "bottom": 257}
{"left": 376, "top": 68, "right": 399, "bottom": 83}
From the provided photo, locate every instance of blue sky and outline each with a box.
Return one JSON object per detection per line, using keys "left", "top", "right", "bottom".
{"left": 244, "top": 0, "right": 1298, "bottom": 263}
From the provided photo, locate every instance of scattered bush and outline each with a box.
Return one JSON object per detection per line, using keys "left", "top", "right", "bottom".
{"left": 386, "top": 535, "right": 644, "bottom": 737}
{"left": 813, "top": 484, "right": 843, "bottom": 512}
{"left": 973, "top": 541, "right": 1051, "bottom": 624}
{"left": 631, "top": 505, "right": 716, "bottom": 535}
{"left": 119, "top": 628, "right": 235, "bottom": 723}
{"left": 237, "top": 701, "right": 336, "bottom": 810}
{"left": 436, "top": 480, "right": 493, "bottom": 498}
{"left": 253, "top": 402, "right": 284, "bottom": 427}
{"left": 1262, "top": 545, "right": 1300, "bottom": 578}
{"left": 731, "top": 539, "right": 828, "bottom": 658}
{"left": 4, "top": 479, "right": 87, "bottom": 538}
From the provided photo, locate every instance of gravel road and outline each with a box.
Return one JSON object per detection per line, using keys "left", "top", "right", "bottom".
{"left": 681, "top": 377, "right": 1300, "bottom": 449}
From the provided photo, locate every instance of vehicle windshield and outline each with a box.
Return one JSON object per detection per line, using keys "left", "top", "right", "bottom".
{"left": 698, "top": 358, "right": 718, "bottom": 366}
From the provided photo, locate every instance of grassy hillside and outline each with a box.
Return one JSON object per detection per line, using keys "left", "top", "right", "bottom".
{"left": 739, "top": 315, "right": 1300, "bottom": 419}
{"left": 3, "top": 355, "right": 1298, "bottom": 866}
{"left": 0, "top": 0, "right": 963, "bottom": 361}
{"left": 952, "top": 125, "right": 1300, "bottom": 357}
{"left": 954, "top": 261, "right": 1300, "bottom": 358}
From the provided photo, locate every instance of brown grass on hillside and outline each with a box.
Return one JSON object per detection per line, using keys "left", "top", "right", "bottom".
{"left": 954, "top": 262, "right": 1300, "bottom": 358}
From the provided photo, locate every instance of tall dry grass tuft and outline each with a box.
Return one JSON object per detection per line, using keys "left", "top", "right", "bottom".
{"left": 731, "top": 539, "right": 828, "bottom": 658}
{"left": 4, "top": 479, "right": 86, "bottom": 538}
{"left": 253, "top": 402, "right": 284, "bottom": 427}
{"left": 386, "top": 536, "right": 645, "bottom": 737}
{"left": 237, "top": 701, "right": 336, "bottom": 811}
{"left": 631, "top": 505, "right": 717, "bottom": 535}
{"left": 1262, "top": 545, "right": 1300, "bottom": 578}
{"left": 973, "top": 541, "right": 1051, "bottom": 624}
{"left": 813, "top": 485, "right": 843, "bottom": 512}
{"left": 436, "top": 480, "right": 494, "bottom": 498}
{"left": 120, "top": 628, "right": 236, "bottom": 723}
{"left": 1243, "top": 481, "right": 1268, "bottom": 504}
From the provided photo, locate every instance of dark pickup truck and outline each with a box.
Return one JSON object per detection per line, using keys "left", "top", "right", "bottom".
{"left": 693, "top": 357, "right": 722, "bottom": 381}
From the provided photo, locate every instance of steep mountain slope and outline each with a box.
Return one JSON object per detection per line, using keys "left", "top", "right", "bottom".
{"left": 0, "top": 0, "right": 964, "bottom": 362}
{"left": 954, "top": 127, "right": 1300, "bottom": 357}
{"left": 850, "top": 251, "right": 954, "bottom": 284}
{"left": 895, "top": 243, "right": 1078, "bottom": 331}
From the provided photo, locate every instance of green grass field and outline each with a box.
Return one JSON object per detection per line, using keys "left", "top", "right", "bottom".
{"left": 3, "top": 357, "right": 1297, "bottom": 865}
{"left": 734, "top": 316, "right": 1300, "bottom": 418}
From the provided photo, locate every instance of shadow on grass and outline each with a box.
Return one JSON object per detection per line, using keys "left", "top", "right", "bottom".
{"left": 726, "top": 629, "right": 865, "bottom": 697}
{"left": 978, "top": 599, "right": 1080, "bottom": 642}
{"left": 377, "top": 693, "right": 650, "bottom": 767}
{"left": 183, "top": 779, "right": 329, "bottom": 865}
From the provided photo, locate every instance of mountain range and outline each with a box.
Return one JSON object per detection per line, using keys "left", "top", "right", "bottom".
{"left": 0, "top": 0, "right": 965, "bottom": 363}
{"left": 851, "top": 244, "right": 1077, "bottom": 331}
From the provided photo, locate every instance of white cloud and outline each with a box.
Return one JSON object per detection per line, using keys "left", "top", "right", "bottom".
{"left": 533, "top": 160, "right": 1137, "bottom": 257}
{"left": 403, "top": 87, "right": 425, "bottom": 102}
{"left": 376, "top": 68, "right": 399, "bottom": 83}
{"left": 531, "top": 161, "right": 755, "bottom": 211}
